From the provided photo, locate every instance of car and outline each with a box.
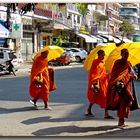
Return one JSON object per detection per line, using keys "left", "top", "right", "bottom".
{"left": 61, "top": 42, "right": 79, "bottom": 48}
{"left": 0, "top": 47, "right": 19, "bottom": 68}
{"left": 65, "top": 48, "right": 88, "bottom": 62}
{"left": 63, "top": 48, "right": 76, "bottom": 62}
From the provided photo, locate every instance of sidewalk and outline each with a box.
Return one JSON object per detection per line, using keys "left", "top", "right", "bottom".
{"left": 17, "top": 61, "right": 84, "bottom": 74}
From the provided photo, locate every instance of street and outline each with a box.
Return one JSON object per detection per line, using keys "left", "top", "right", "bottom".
{"left": 0, "top": 66, "right": 140, "bottom": 136}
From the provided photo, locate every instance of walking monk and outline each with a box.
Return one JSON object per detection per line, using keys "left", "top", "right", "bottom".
{"left": 29, "top": 50, "right": 56, "bottom": 110}
{"left": 85, "top": 50, "right": 113, "bottom": 119}
{"left": 106, "top": 48, "right": 138, "bottom": 127}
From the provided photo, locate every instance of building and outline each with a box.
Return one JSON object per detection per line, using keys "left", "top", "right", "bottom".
{"left": 120, "top": 3, "right": 140, "bottom": 34}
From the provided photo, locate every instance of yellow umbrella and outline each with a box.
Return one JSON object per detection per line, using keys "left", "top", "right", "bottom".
{"left": 84, "top": 43, "right": 116, "bottom": 71}
{"left": 105, "top": 42, "right": 140, "bottom": 71}
{"left": 33, "top": 45, "right": 65, "bottom": 61}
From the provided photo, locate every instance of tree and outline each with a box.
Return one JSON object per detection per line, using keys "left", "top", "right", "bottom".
{"left": 76, "top": 3, "right": 89, "bottom": 16}
{"left": 76, "top": 3, "right": 89, "bottom": 34}
{"left": 119, "top": 19, "right": 135, "bottom": 39}
{"left": 52, "top": 35, "right": 68, "bottom": 47}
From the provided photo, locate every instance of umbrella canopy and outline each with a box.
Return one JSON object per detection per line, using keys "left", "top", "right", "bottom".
{"left": 33, "top": 45, "right": 65, "bottom": 62}
{"left": 105, "top": 42, "right": 140, "bottom": 71}
{"left": 84, "top": 43, "right": 116, "bottom": 71}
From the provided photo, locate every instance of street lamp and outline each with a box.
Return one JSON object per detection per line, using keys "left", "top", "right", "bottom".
{"left": 3, "top": 4, "right": 11, "bottom": 48}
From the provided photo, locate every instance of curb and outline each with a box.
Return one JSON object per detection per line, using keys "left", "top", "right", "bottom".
{"left": 17, "top": 63, "right": 84, "bottom": 73}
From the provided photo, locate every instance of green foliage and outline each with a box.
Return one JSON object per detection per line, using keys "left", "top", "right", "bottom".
{"left": 76, "top": 3, "right": 89, "bottom": 16}
{"left": 52, "top": 35, "right": 68, "bottom": 47}
{"left": 119, "top": 19, "right": 135, "bottom": 34}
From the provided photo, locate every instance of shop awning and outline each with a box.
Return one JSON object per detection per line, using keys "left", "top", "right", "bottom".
{"left": 53, "top": 23, "right": 71, "bottom": 30}
{"left": 100, "top": 34, "right": 121, "bottom": 44}
{"left": 123, "top": 38, "right": 132, "bottom": 42}
{"left": 96, "top": 35, "right": 108, "bottom": 43}
{"left": 76, "top": 33, "right": 97, "bottom": 43}
{"left": 116, "top": 36, "right": 132, "bottom": 43}
{"left": 90, "top": 35, "right": 103, "bottom": 44}
{"left": 0, "top": 23, "right": 10, "bottom": 38}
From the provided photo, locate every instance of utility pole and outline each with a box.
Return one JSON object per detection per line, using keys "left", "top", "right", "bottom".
{"left": 4, "top": 3, "right": 11, "bottom": 48}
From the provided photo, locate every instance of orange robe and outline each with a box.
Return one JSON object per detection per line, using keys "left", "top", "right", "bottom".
{"left": 106, "top": 59, "right": 134, "bottom": 118}
{"left": 87, "top": 58, "right": 109, "bottom": 108}
{"left": 29, "top": 55, "right": 56, "bottom": 101}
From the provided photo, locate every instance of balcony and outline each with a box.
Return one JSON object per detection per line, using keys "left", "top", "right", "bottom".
{"left": 120, "top": 11, "right": 139, "bottom": 18}
{"left": 122, "top": 4, "right": 139, "bottom": 9}
{"left": 34, "top": 7, "right": 52, "bottom": 19}
{"left": 111, "top": 14, "right": 123, "bottom": 23}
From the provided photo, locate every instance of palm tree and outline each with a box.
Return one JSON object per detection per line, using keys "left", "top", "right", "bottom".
{"left": 76, "top": 3, "right": 89, "bottom": 34}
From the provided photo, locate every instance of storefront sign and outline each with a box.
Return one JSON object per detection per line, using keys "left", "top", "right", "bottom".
{"left": 11, "top": 23, "right": 23, "bottom": 38}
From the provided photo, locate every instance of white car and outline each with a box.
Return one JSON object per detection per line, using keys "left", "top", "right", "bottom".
{"left": 66, "top": 48, "right": 88, "bottom": 62}
{"left": 63, "top": 48, "right": 76, "bottom": 62}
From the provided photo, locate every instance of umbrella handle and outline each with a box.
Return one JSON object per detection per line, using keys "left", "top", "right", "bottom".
{"left": 130, "top": 66, "right": 137, "bottom": 79}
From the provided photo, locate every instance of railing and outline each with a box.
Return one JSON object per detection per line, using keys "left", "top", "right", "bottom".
{"left": 120, "top": 11, "right": 139, "bottom": 17}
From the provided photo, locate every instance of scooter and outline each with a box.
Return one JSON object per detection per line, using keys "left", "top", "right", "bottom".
{"left": 0, "top": 60, "right": 16, "bottom": 76}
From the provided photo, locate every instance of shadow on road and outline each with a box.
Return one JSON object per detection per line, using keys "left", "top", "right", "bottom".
{"left": 21, "top": 115, "right": 99, "bottom": 125}
{"left": 0, "top": 106, "right": 38, "bottom": 114}
{"left": 93, "top": 126, "right": 140, "bottom": 137}
{"left": 32, "top": 125, "right": 118, "bottom": 136}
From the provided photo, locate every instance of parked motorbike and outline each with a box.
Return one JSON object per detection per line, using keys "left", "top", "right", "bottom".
{"left": 0, "top": 60, "right": 16, "bottom": 76}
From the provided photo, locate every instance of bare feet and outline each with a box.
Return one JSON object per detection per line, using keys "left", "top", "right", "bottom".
{"left": 44, "top": 106, "right": 52, "bottom": 110}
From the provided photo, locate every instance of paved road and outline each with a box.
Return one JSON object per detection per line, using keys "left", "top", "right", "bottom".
{"left": 0, "top": 63, "right": 140, "bottom": 137}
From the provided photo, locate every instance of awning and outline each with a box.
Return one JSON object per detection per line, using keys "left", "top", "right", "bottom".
{"left": 96, "top": 35, "right": 108, "bottom": 43}
{"left": 116, "top": 36, "right": 132, "bottom": 43}
{"left": 76, "top": 33, "right": 97, "bottom": 43}
{"left": 100, "top": 34, "right": 121, "bottom": 44}
{"left": 90, "top": 35, "right": 103, "bottom": 44}
{"left": 123, "top": 38, "right": 132, "bottom": 42}
{"left": 0, "top": 23, "right": 10, "bottom": 38}
{"left": 53, "top": 23, "right": 70, "bottom": 30}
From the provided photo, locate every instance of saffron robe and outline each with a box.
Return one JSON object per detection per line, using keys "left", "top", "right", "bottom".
{"left": 87, "top": 58, "right": 109, "bottom": 108}
{"left": 29, "top": 55, "right": 56, "bottom": 101}
{"left": 106, "top": 59, "right": 137, "bottom": 118}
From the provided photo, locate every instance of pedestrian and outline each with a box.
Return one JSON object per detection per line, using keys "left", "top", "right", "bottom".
{"left": 29, "top": 50, "right": 56, "bottom": 110}
{"left": 106, "top": 48, "right": 137, "bottom": 127}
{"left": 85, "top": 50, "right": 113, "bottom": 119}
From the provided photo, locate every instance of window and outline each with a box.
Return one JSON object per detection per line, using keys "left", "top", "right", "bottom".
{"left": 43, "top": 37, "right": 47, "bottom": 46}
{"left": 77, "top": 16, "right": 80, "bottom": 24}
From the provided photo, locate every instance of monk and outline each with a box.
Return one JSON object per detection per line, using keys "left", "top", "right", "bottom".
{"left": 29, "top": 50, "right": 56, "bottom": 110}
{"left": 106, "top": 48, "right": 137, "bottom": 127}
{"left": 85, "top": 50, "right": 113, "bottom": 119}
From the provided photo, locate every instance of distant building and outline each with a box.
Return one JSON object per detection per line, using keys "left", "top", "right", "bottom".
{"left": 120, "top": 3, "right": 140, "bottom": 35}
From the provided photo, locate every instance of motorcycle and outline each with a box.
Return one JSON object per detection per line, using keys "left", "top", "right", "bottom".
{"left": 0, "top": 60, "right": 16, "bottom": 76}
